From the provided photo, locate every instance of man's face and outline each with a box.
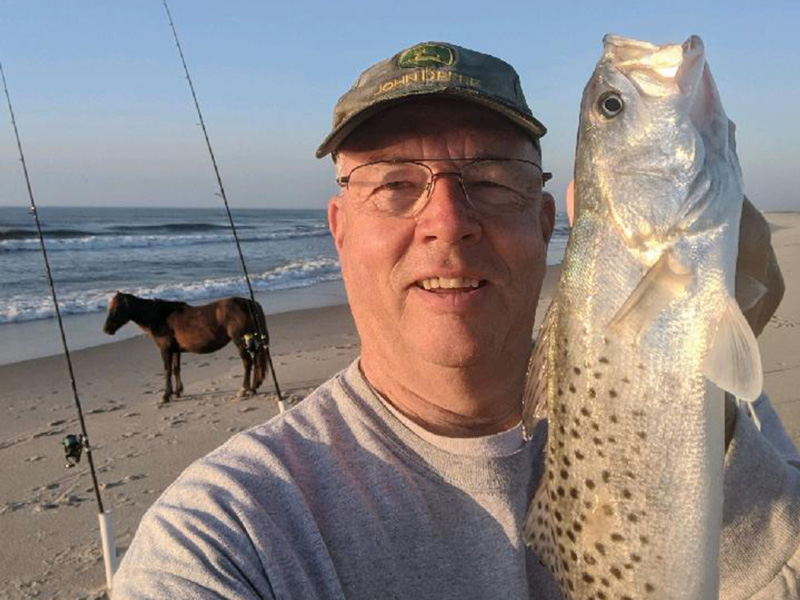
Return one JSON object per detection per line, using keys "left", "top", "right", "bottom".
{"left": 329, "top": 99, "right": 555, "bottom": 372}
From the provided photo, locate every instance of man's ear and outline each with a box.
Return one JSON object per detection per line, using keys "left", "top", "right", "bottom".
{"left": 328, "top": 195, "right": 346, "bottom": 253}
{"left": 540, "top": 192, "right": 556, "bottom": 243}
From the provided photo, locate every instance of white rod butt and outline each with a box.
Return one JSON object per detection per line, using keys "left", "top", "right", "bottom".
{"left": 98, "top": 511, "right": 118, "bottom": 593}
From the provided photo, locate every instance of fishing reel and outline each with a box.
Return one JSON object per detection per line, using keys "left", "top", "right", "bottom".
{"left": 242, "top": 332, "right": 268, "bottom": 356}
{"left": 63, "top": 433, "right": 87, "bottom": 468}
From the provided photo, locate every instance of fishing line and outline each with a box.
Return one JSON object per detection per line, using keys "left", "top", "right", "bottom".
{"left": 0, "top": 61, "right": 118, "bottom": 590}
{"left": 162, "top": 0, "right": 285, "bottom": 410}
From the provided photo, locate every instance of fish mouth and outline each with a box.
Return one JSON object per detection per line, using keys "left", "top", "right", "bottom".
{"left": 414, "top": 276, "right": 487, "bottom": 292}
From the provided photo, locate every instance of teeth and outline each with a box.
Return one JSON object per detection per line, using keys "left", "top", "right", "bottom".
{"left": 419, "top": 277, "right": 481, "bottom": 290}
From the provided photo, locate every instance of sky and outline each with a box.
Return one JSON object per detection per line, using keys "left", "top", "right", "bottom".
{"left": 0, "top": 0, "right": 798, "bottom": 211}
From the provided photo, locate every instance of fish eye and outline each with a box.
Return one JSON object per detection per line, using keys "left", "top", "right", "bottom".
{"left": 598, "top": 92, "right": 624, "bottom": 118}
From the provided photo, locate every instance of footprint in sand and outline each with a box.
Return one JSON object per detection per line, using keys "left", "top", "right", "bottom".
{"left": 770, "top": 314, "right": 799, "bottom": 328}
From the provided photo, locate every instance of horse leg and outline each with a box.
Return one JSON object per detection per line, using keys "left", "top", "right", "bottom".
{"left": 235, "top": 341, "right": 253, "bottom": 398}
{"left": 160, "top": 348, "right": 173, "bottom": 404}
{"left": 173, "top": 351, "right": 184, "bottom": 397}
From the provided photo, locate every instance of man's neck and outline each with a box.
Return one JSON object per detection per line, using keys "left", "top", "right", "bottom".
{"left": 359, "top": 349, "right": 527, "bottom": 438}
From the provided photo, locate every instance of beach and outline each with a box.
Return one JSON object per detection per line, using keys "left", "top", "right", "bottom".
{"left": 0, "top": 212, "right": 798, "bottom": 599}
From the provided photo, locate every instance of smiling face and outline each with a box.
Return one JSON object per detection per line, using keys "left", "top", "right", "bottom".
{"left": 329, "top": 99, "right": 554, "bottom": 384}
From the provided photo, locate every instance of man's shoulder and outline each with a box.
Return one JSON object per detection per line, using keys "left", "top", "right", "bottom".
{"left": 161, "top": 362, "right": 368, "bottom": 502}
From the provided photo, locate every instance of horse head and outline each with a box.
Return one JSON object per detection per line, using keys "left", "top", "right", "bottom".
{"left": 103, "top": 291, "right": 131, "bottom": 335}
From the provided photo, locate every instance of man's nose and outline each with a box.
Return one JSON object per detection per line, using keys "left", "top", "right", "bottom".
{"left": 415, "top": 173, "right": 482, "bottom": 244}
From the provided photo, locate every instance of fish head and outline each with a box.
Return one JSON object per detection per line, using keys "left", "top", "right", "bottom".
{"left": 575, "top": 34, "right": 740, "bottom": 255}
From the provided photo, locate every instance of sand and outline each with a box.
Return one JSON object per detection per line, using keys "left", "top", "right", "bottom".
{"left": 0, "top": 213, "right": 797, "bottom": 598}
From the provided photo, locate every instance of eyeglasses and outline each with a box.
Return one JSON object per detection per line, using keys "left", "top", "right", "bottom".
{"left": 336, "top": 158, "right": 552, "bottom": 218}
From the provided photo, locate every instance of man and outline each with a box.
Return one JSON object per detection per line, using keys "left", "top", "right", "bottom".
{"left": 114, "top": 42, "right": 799, "bottom": 599}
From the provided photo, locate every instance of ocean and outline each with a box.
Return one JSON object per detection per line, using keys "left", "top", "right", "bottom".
{"left": 0, "top": 206, "right": 569, "bottom": 364}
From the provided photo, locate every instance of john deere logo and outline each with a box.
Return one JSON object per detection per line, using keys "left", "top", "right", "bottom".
{"left": 398, "top": 44, "right": 455, "bottom": 68}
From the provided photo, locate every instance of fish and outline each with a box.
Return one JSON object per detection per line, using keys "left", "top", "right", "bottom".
{"left": 522, "top": 34, "right": 763, "bottom": 599}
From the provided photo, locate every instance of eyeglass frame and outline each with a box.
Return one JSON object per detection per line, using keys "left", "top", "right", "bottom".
{"left": 335, "top": 157, "right": 553, "bottom": 217}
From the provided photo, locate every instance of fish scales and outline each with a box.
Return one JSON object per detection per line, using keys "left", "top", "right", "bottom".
{"left": 523, "top": 35, "right": 762, "bottom": 600}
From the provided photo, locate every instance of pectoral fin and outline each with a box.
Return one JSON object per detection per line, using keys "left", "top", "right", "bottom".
{"left": 702, "top": 296, "right": 763, "bottom": 402}
{"left": 734, "top": 272, "right": 767, "bottom": 312}
{"left": 608, "top": 252, "right": 693, "bottom": 339}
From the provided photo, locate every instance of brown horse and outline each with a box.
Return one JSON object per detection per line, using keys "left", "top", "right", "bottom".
{"left": 103, "top": 292, "right": 268, "bottom": 403}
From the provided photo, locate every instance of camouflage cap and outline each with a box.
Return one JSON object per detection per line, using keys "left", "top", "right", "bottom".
{"left": 316, "top": 41, "right": 546, "bottom": 158}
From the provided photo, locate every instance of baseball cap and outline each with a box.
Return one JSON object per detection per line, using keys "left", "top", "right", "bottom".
{"left": 315, "top": 41, "right": 546, "bottom": 158}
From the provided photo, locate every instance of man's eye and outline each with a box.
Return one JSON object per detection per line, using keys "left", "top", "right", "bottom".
{"left": 374, "top": 180, "right": 420, "bottom": 194}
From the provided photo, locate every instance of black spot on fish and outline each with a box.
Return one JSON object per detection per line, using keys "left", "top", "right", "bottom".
{"left": 573, "top": 417, "right": 581, "bottom": 427}
{"left": 597, "top": 592, "right": 607, "bottom": 600}
{"left": 563, "top": 455, "right": 572, "bottom": 467}
{"left": 593, "top": 372, "right": 602, "bottom": 379}
{"left": 571, "top": 429, "right": 580, "bottom": 439}
{"left": 645, "top": 582, "right": 656, "bottom": 593}
{"left": 570, "top": 488, "right": 579, "bottom": 499}
{"left": 573, "top": 521, "right": 583, "bottom": 532}
{"left": 573, "top": 366, "right": 581, "bottom": 375}
{"left": 575, "top": 450, "right": 585, "bottom": 460}
{"left": 594, "top": 542, "right": 606, "bottom": 556}
{"left": 557, "top": 486, "right": 565, "bottom": 497}
{"left": 584, "top": 552, "right": 597, "bottom": 566}
{"left": 557, "top": 387, "right": 564, "bottom": 396}
{"left": 569, "top": 384, "right": 576, "bottom": 393}
{"left": 566, "top": 530, "right": 575, "bottom": 542}
{"left": 609, "top": 389, "right": 618, "bottom": 398}
{"left": 611, "top": 533, "right": 625, "bottom": 542}
{"left": 592, "top": 437, "right": 603, "bottom": 446}
{"left": 602, "top": 505, "right": 614, "bottom": 516}
{"left": 637, "top": 363, "right": 645, "bottom": 370}
{"left": 568, "top": 580, "right": 575, "bottom": 592}
{"left": 556, "top": 526, "right": 563, "bottom": 537}
{"left": 602, "top": 470, "right": 610, "bottom": 483}
{"left": 558, "top": 424, "right": 566, "bottom": 435}
{"left": 607, "top": 435, "right": 617, "bottom": 444}
{"left": 624, "top": 563, "right": 633, "bottom": 570}
{"left": 560, "top": 469, "right": 569, "bottom": 480}
{"left": 597, "top": 449, "right": 606, "bottom": 458}
{"left": 626, "top": 470, "right": 636, "bottom": 480}
{"left": 622, "top": 488, "right": 632, "bottom": 499}
{"left": 585, "top": 478, "right": 596, "bottom": 490}
{"left": 583, "top": 500, "right": 592, "bottom": 509}
{"left": 591, "top": 422, "right": 600, "bottom": 431}
{"left": 627, "top": 513, "right": 639, "bottom": 523}
{"left": 582, "top": 573, "right": 595, "bottom": 584}
{"left": 640, "top": 534, "right": 650, "bottom": 545}
{"left": 599, "top": 357, "right": 609, "bottom": 364}
{"left": 570, "top": 550, "right": 578, "bottom": 561}
{"left": 609, "top": 414, "right": 618, "bottom": 424}
{"left": 581, "top": 407, "right": 591, "bottom": 417}
{"left": 610, "top": 566, "right": 622, "bottom": 579}
{"left": 548, "top": 470, "right": 554, "bottom": 481}
{"left": 589, "top": 388, "right": 596, "bottom": 398}
{"left": 637, "top": 431, "right": 647, "bottom": 440}
{"left": 600, "top": 577, "right": 610, "bottom": 588}
{"left": 555, "top": 510, "right": 563, "bottom": 522}
{"left": 621, "top": 376, "right": 631, "bottom": 384}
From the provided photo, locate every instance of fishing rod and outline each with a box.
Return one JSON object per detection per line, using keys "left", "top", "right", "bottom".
{"left": 162, "top": 0, "right": 286, "bottom": 412}
{"left": 0, "top": 62, "right": 118, "bottom": 591}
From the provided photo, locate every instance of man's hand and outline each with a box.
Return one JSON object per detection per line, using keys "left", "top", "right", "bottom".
{"left": 735, "top": 196, "right": 785, "bottom": 337}
{"left": 725, "top": 195, "right": 785, "bottom": 449}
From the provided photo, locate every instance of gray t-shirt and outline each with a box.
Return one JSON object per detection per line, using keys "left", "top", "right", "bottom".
{"left": 113, "top": 360, "right": 800, "bottom": 599}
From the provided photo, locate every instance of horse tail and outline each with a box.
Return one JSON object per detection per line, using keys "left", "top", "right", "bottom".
{"left": 251, "top": 300, "right": 269, "bottom": 390}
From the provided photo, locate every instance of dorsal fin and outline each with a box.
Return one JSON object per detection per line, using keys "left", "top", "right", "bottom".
{"left": 522, "top": 300, "right": 557, "bottom": 440}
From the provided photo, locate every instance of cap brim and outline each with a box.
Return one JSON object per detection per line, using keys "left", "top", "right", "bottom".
{"left": 315, "top": 88, "right": 547, "bottom": 159}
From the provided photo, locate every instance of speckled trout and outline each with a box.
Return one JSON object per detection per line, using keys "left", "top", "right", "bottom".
{"left": 522, "top": 35, "right": 763, "bottom": 599}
